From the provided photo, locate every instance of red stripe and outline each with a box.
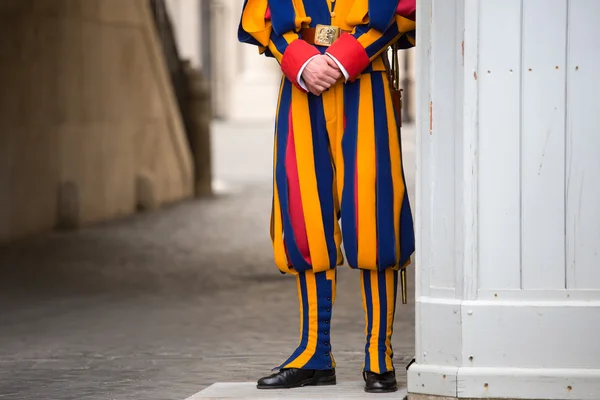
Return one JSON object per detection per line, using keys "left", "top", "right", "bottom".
{"left": 396, "top": 0, "right": 416, "bottom": 20}
{"left": 285, "top": 108, "right": 312, "bottom": 264}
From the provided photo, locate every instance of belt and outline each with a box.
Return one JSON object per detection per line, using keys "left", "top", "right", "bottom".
{"left": 300, "top": 25, "right": 350, "bottom": 47}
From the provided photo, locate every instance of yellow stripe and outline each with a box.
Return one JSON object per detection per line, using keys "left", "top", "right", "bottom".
{"left": 285, "top": 271, "right": 318, "bottom": 367}
{"left": 292, "top": 0, "right": 311, "bottom": 29}
{"left": 272, "top": 79, "right": 293, "bottom": 274}
{"left": 322, "top": 88, "right": 344, "bottom": 267}
{"left": 240, "top": 0, "right": 271, "bottom": 46}
{"left": 334, "top": 84, "right": 345, "bottom": 220}
{"left": 270, "top": 79, "right": 284, "bottom": 244}
{"left": 291, "top": 88, "right": 330, "bottom": 272}
{"left": 356, "top": 75, "right": 378, "bottom": 269}
{"left": 333, "top": 85, "right": 345, "bottom": 265}
{"left": 385, "top": 269, "right": 395, "bottom": 371}
{"left": 360, "top": 271, "right": 368, "bottom": 371}
{"left": 267, "top": 32, "right": 300, "bottom": 63}
{"left": 296, "top": 275, "right": 304, "bottom": 347}
{"left": 356, "top": 25, "right": 403, "bottom": 63}
{"left": 326, "top": 268, "right": 337, "bottom": 368}
{"left": 382, "top": 73, "right": 405, "bottom": 266}
{"left": 326, "top": 269, "right": 337, "bottom": 304}
{"left": 395, "top": 15, "right": 416, "bottom": 34}
{"left": 369, "top": 270, "right": 381, "bottom": 372}
{"left": 267, "top": 42, "right": 283, "bottom": 61}
{"left": 283, "top": 31, "right": 299, "bottom": 44}
{"left": 356, "top": 28, "right": 383, "bottom": 49}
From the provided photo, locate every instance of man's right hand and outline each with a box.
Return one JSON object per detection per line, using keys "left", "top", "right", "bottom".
{"left": 301, "top": 55, "right": 343, "bottom": 96}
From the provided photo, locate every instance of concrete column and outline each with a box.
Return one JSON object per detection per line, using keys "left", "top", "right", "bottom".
{"left": 408, "top": 1, "right": 600, "bottom": 399}
{"left": 227, "top": 0, "right": 280, "bottom": 121}
{"left": 165, "top": 0, "right": 202, "bottom": 68}
{"left": 0, "top": 0, "right": 193, "bottom": 243}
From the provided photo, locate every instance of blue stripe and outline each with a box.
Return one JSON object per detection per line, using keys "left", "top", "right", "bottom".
{"left": 396, "top": 31, "right": 416, "bottom": 50}
{"left": 278, "top": 272, "right": 310, "bottom": 369}
{"left": 275, "top": 81, "right": 312, "bottom": 272}
{"left": 371, "top": 74, "right": 397, "bottom": 270}
{"left": 237, "top": 28, "right": 262, "bottom": 47}
{"left": 302, "top": 0, "right": 331, "bottom": 27}
{"left": 263, "top": 47, "right": 275, "bottom": 59}
{"left": 399, "top": 190, "right": 415, "bottom": 266}
{"left": 308, "top": 96, "right": 337, "bottom": 269}
{"left": 351, "top": 22, "right": 399, "bottom": 61}
{"left": 363, "top": 271, "right": 373, "bottom": 370}
{"left": 368, "top": 0, "right": 398, "bottom": 32}
{"left": 377, "top": 271, "right": 389, "bottom": 373}
{"left": 302, "top": 272, "right": 334, "bottom": 370}
{"left": 269, "top": 0, "right": 297, "bottom": 36}
{"left": 365, "top": 24, "right": 400, "bottom": 59}
{"left": 270, "top": 30, "right": 292, "bottom": 57}
{"left": 341, "top": 81, "right": 361, "bottom": 269}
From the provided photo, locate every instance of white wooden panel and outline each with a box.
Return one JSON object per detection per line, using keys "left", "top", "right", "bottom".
{"left": 429, "top": 287, "right": 456, "bottom": 299}
{"left": 415, "top": 0, "right": 433, "bottom": 299}
{"left": 478, "top": 289, "right": 600, "bottom": 302}
{"left": 415, "top": 0, "right": 434, "bottom": 373}
{"left": 418, "top": 298, "right": 462, "bottom": 366}
{"left": 452, "top": 0, "right": 466, "bottom": 300}
{"left": 460, "top": 0, "right": 478, "bottom": 301}
{"left": 477, "top": 0, "right": 522, "bottom": 290}
{"left": 428, "top": 0, "right": 458, "bottom": 291}
{"left": 407, "top": 364, "right": 459, "bottom": 397}
{"left": 520, "top": 0, "right": 568, "bottom": 289}
{"left": 457, "top": 367, "right": 600, "bottom": 400}
{"left": 565, "top": 0, "right": 600, "bottom": 290}
{"left": 461, "top": 300, "right": 600, "bottom": 369}
{"left": 410, "top": 365, "right": 600, "bottom": 399}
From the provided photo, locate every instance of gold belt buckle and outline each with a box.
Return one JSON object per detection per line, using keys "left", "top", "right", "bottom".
{"left": 314, "top": 24, "right": 341, "bottom": 46}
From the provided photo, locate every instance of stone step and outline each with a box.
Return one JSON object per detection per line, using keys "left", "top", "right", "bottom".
{"left": 187, "top": 382, "right": 408, "bottom": 399}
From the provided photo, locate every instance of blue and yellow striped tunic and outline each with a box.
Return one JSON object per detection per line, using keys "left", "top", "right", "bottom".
{"left": 238, "top": 0, "right": 415, "bottom": 275}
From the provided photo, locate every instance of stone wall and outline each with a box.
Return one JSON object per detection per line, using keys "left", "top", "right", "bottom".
{"left": 0, "top": 0, "right": 194, "bottom": 243}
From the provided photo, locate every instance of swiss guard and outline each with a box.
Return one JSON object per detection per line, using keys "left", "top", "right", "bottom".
{"left": 238, "top": 0, "right": 416, "bottom": 393}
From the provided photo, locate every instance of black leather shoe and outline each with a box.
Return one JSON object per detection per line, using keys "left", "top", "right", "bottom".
{"left": 257, "top": 368, "right": 336, "bottom": 389}
{"left": 363, "top": 371, "right": 397, "bottom": 393}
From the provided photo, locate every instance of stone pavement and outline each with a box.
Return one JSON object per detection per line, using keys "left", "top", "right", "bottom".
{"left": 0, "top": 120, "right": 416, "bottom": 400}
{"left": 190, "top": 382, "right": 408, "bottom": 399}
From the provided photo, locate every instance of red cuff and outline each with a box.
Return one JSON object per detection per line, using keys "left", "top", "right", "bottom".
{"left": 397, "top": 0, "right": 416, "bottom": 20}
{"left": 326, "top": 33, "right": 370, "bottom": 80}
{"left": 281, "top": 40, "right": 320, "bottom": 89}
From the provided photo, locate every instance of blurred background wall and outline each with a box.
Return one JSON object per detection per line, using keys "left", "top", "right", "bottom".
{"left": 0, "top": 0, "right": 414, "bottom": 244}
{"left": 0, "top": 0, "right": 195, "bottom": 244}
{"left": 166, "top": 0, "right": 416, "bottom": 121}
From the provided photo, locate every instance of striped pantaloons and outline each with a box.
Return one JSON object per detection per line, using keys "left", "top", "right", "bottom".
{"left": 270, "top": 66, "right": 414, "bottom": 373}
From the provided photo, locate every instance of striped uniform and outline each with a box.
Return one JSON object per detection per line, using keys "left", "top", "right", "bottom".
{"left": 239, "top": 0, "right": 415, "bottom": 374}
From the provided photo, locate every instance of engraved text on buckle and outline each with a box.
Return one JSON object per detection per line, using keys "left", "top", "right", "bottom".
{"left": 314, "top": 24, "right": 340, "bottom": 46}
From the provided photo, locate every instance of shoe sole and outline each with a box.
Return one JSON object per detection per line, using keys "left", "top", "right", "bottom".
{"left": 257, "top": 375, "right": 336, "bottom": 389}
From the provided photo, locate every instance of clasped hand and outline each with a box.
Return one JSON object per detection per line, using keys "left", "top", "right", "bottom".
{"left": 301, "top": 55, "right": 343, "bottom": 96}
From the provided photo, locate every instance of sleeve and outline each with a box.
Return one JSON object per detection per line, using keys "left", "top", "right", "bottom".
{"left": 237, "top": 0, "right": 319, "bottom": 91}
{"left": 325, "top": 0, "right": 416, "bottom": 80}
